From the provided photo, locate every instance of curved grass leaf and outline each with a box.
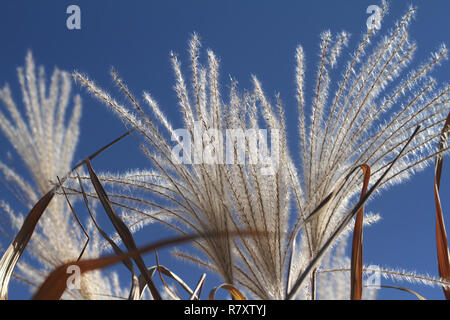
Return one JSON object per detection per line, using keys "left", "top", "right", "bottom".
{"left": 0, "top": 131, "right": 132, "bottom": 300}
{"left": 128, "top": 275, "right": 141, "bottom": 300}
{"left": 134, "top": 265, "right": 201, "bottom": 300}
{"left": 85, "top": 159, "right": 162, "bottom": 300}
{"left": 286, "top": 205, "right": 333, "bottom": 299}
{"left": 350, "top": 164, "right": 371, "bottom": 300}
{"left": 366, "top": 285, "right": 426, "bottom": 300}
{"left": 75, "top": 173, "right": 139, "bottom": 300}
{"left": 286, "top": 126, "right": 421, "bottom": 300}
{"left": 57, "top": 176, "right": 89, "bottom": 261}
{"left": 32, "top": 230, "right": 259, "bottom": 300}
{"left": 209, "top": 283, "right": 247, "bottom": 300}
{"left": 286, "top": 164, "right": 368, "bottom": 299}
{"left": 434, "top": 112, "right": 450, "bottom": 299}
{"left": 0, "top": 189, "right": 54, "bottom": 300}
{"left": 154, "top": 251, "right": 179, "bottom": 300}
{"left": 190, "top": 273, "right": 206, "bottom": 300}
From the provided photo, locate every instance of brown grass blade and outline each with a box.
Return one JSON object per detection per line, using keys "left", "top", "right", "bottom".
{"left": 286, "top": 164, "right": 366, "bottom": 299}
{"left": 85, "top": 158, "right": 162, "bottom": 300}
{"left": 0, "top": 189, "right": 54, "bottom": 300}
{"left": 76, "top": 172, "right": 134, "bottom": 272}
{"left": 350, "top": 164, "right": 371, "bottom": 300}
{"left": 57, "top": 176, "right": 89, "bottom": 261}
{"left": 70, "top": 130, "right": 134, "bottom": 173}
{"left": 135, "top": 265, "right": 197, "bottom": 300}
{"left": 209, "top": 283, "right": 247, "bottom": 300}
{"left": 286, "top": 126, "right": 421, "bottom": 300}
{"left": 32, "top": 230, "right": 257, "bottom": 300}
{"left": 286, "top": 231, "right": 297, "bottom": 298}
{"left": 154, "top": 251, "right": 179, "bottom": 300}
{"left": 128, "top": 274, "right": 141, "bottom": 300}
{"left": 76, "top": 173, "right": 139, "bottom": 300}
{"left": 190, "top": 274, "right": 206, "bottom": 300}
{"left": 434, "top": 112, "right": 450, "bottom": 299}
{"left": 0, "top": 130, "right": 132, "bottom": 300}
{"left": 286, "top": 207, "right": 328, "bottom": 298}
{"left": 286, "top": 169, "right": 358, "bottom": 298}
{"left": 155, "top": 265, "right": 196, "bottom": 299}
{"left": 366, "top": 285, "right": 426, "bottom": 300}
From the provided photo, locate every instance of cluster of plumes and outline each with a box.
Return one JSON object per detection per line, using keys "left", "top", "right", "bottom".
{"left": 288, "top": 2, "right": 450, "bottom": 298}
{"left": 74, "top": 36, "right": 292, "bottom": 299}
{"left": 73, "top": 2, "right": 449, "bottom": 300}
{"left": 0, "top": 52, "right": 125, "bottom": 299}
{"left": 0, "top": 1, "right": 448, "bottom": 300}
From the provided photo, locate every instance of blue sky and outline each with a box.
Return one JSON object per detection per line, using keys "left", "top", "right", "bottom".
{"left": 0, "top": 0, "right": 449, "bottom": 300}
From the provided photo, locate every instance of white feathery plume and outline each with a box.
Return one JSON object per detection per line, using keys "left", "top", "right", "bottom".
{"left": 0, "top": 52, "right": 125, "bottom": 299}
{"left": 73, "top": 2, "right": 449, "bottom": 300}
{"left": 290, "top": 2, "right": 448, "bottom": 281}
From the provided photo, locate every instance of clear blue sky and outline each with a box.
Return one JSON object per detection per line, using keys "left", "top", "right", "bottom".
{"left": 0, "top": 0, "right": 449, "bottom": 300}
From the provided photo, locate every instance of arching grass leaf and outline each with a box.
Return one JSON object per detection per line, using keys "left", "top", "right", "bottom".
{"left": 209, "top": 283, "right": 247, "bottom": 300}
{"left": 350, "top": 164, "right": 371, "bottom": 300}
{"left": 434, "top": 112, "right": 450, "bottom": 299}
